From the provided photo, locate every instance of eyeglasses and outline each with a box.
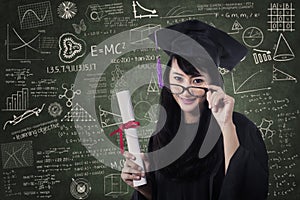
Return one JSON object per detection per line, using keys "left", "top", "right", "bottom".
{"left": 167, "top": 84, "right": 208, "bottom": 98}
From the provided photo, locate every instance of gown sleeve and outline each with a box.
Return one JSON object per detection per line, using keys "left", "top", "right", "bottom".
{"left": 218, "top": 113, "right": 269, "bottom": 200}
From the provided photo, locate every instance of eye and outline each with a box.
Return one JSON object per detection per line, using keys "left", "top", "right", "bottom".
{"left": 192, "top": 78, "right": 204, "bottom": 85}
{"left": 173, "top": 76, "right": 183, "bottom": 82}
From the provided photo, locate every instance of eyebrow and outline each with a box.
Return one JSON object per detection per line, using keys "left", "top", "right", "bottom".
{"left": 172, "top": 71, "right": 204, "bottom": 78}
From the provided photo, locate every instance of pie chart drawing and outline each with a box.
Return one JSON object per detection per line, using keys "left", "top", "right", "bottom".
{"left": 242, "top": 27, "right": 264, "bottom": 48}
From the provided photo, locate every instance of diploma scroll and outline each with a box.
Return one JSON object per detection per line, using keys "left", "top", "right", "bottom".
{"left": 116, "top": 90, "right": 147, "bottom": 187}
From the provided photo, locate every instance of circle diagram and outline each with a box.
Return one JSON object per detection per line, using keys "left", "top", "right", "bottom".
{"left": 242, "top": 27, "right": 264, "bottom": 48}
{"left": 70, "top": 178, "right": 91, "bottom": 199}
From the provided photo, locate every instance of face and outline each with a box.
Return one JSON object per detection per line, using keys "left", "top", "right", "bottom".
{"left": 169, "top": 58, "right": 209, "bottom": 114}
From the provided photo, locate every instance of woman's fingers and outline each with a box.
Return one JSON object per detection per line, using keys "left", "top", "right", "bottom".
{"left": 121, "top": 151, "right": 146, "bottom": 188}
{"left": 206, "top": 85, "right": 225, "bottom": 113}
{"left": 123, "top": 151, "right": 136, "bottom": 160}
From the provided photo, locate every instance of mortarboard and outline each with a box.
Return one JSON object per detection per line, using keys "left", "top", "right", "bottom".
{"left": 149, "top": 20, "right": 248, "bottom": 71}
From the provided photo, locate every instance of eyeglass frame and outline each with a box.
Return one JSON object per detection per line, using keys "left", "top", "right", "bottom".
{"left": 166, "top": 83, "right": 208, "bottom": 98}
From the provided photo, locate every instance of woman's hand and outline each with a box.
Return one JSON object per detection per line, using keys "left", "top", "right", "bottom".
{"left": 206, "top": 85, "right": 240, "bottom": 173}
{"left": 121, "top": 151, "right": 152, "bottom": 199}
{"left": 121, "top": 151, "right": 146, "bottom": 187}
{"left": 206, "top": 85, "right": 235, "bottom": 129}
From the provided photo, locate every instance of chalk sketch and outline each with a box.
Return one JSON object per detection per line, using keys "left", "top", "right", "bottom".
{"left": 273, "top": 33, "right": 295, "bottom": 62}
{"left": 231, "top": 70, "right": 271, "bottom": 94}
{"left": 70, "top": 178, "right": 91, "bottom": 200}
{"left": 57, "top": 1, "right": 77, "bottom": 19}
{"left": 98, "top": 106, "right": 122, "bottom": 128}
{"left": 132, "top": 1, "right": 158, "bottom": 19}
{"left": 1, "top": 141, "right": 34, "bottom": 169}
{"left": 228, "top": 20, "right": 243, "bottom": 34}
{"left": 253, "top": 49, "right": 272, "bottom": 64}
{"left": 104, "top": 174, "right": 128, "bottom": 197}
{"left": 73, "top": 19, "right": 87, "bottom": 34}
{"left": 18, "top": 1, "right": 53, "bottom": 29}
{"left": 3, "top": 88, "right": 29, "bottom": 111}
{"left": 258, "top": 118, "right": 276, "bottom": 144}
{"left": 58, "top": 33, "right": 86, "bottom": 63}
{"left": 242, "top": 27, "right": 264, "bottom": 48}
{"left": 3, "top": 104, "right": 45, "bottom": 130}
{"left": 48, "top": 102, "right": 63, "bottom": 117}
{"left": 147, "top": 72, "right": 160, "bottom": 94}
{"left": 61, "top": 103, "right": 96, "bottom": 122}
{"left": 130, "top": 24, "right": 161, "bottom": 44}
{"left": 6, "top": 24, "right": 44, "bottom": 61}
{"left": 59, "top": 83, "right": 81, "bottom": 107}
{"left": 268, "top": 2, "right": 295, "bottom": 32}
{"left": 272, "top": 65, "right": 297, "bottom": 83}
{"left": 162, "top": 5, "right": 217, "bottom": 19}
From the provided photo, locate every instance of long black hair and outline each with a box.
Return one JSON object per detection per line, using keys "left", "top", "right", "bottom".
{"left": 148, "top": 54, "right": 219, "bottom": 180}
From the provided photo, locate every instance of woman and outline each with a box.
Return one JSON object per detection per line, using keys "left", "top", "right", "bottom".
{"left": 121, "top": 20, "right": 269, "bottom": 200}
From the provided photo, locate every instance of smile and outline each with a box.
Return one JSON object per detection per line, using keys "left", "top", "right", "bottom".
{"left": 179, "top": 96, "right": 197, "bottom": 105}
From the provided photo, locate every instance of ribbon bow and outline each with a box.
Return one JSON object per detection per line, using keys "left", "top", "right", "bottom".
{"left": 110, "top": 120, "right": 140, "bottom": 154}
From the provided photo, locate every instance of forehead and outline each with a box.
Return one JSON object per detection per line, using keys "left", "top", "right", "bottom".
{"left": 170, "top": 57, "right": 208, "bottom": 78}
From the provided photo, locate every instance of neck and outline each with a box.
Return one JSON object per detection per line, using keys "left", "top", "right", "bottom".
{"left": 183, "top": 105, "right": 204, "bottom": 124}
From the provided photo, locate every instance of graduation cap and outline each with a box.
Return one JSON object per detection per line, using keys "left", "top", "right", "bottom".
{"left": 148, "top": 20, "right": 248, "bottom": 159}
{"left": 149, "top": 20, "right": 248, "bottom": 71}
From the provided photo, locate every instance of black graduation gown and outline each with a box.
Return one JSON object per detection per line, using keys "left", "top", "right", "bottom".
{"left": 131, "top": 112, "right": 269, "bottom": 200}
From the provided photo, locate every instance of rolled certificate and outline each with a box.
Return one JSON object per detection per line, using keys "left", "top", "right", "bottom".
{"left": 116, "top": 90, "right": 147, "bottom": 187}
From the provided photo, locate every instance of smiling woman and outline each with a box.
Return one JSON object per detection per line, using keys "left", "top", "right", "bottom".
{"left": 121, "top": 20, "right": 269, "bottom": 200}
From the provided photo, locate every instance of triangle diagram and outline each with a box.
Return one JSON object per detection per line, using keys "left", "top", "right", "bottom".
{"left": 232, "top": 20, "right": 243, "bottom": 31}
{"left": 147, "top": 73, "right": 159, "bottom": 93}
{"left": 273, "top": 65, "right": 297, "bottom": 82}
{"left": 61, "top": 103, "right": 96, "bottom": 122}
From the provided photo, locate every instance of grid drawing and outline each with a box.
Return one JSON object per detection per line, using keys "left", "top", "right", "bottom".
{"left": 18, "top": 1, "right": 53, "bottom": 29}
{"left": 1, "top": 141, "right": 34, "bottom": 169}
{"left": 268, "top": 2, "right": 295, "bottom": 32}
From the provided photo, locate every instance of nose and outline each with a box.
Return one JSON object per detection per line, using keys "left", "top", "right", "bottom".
{"left": 181, "top": 85, "right": 192, "bottom": 97}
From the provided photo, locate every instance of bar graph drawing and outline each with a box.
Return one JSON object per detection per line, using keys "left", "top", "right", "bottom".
{"left": 3, "top": 88, "right": 29, "bottom": 111}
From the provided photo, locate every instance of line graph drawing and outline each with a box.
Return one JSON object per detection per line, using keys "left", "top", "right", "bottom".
{"left": 161, "top": 5, "right": 217, "bottom": 19}
{"left": 132, "top": 1, "right": 158, "bottom": 19}
{"left": 6, "top": 24, "right": 45, "bottom": 61}
{"left": 3, "top": 104, "right": 45, "bottom": 130}
{"left": 1, "top": 141, "right": 34, "bottom": 169}
{"left": 18, "top": 1, "right": 53, "bottom": 29}
{"left": 231, "top": 70, "right": 271, "bottom": 94}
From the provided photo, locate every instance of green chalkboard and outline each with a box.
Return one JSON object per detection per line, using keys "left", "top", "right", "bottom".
{"left": 0, "top": 0, "right": 299, "bottom": 199}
